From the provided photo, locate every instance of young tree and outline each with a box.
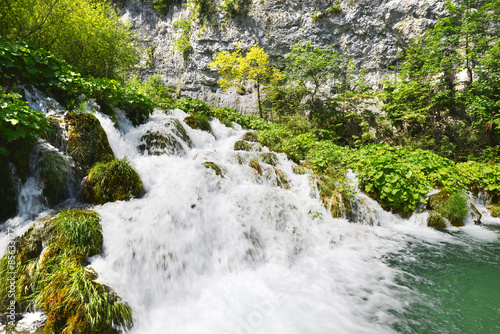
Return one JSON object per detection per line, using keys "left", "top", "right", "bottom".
{"left": 210, "top": 44, "right": 282, "bottom": 118}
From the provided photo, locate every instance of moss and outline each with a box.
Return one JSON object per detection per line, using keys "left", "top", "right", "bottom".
{"left": 234, "top": 140, "right": 263, "bottom": 152}
{"left": 183, "top": 114, "right": 212, "bottom": 133}
{"left": 82, "top": 158, "right": 143, "bottom": 204}
{"left": 259, "top": 152, "right": 278, "bottom": 166}
{"left": 0, "top": 209, "right": 132, "bottom": 333}
{"left": 248, "top": 160, "right": 263, "bottom": 176}
{"left": 242, "top": 131, "right": 259, "bottom": 142}
{"left": 487, "top": 204, "right": 500, "bottom": 218}
{"left": 65, "top": 112, "right": 114, "bottom": 179}
{"left": 322, "top": 189, "right": 344, "bottom": 218}
{"left": 203, "top": 162, "right": 224, "bottom": 177}
{"left": 428, "top": 190, "right": 468, "bottom": 227}
{"left": 427, "top": 211, "right": 447, "bottom": 229}
{"left": 266, "top": 167, "right": 290, "bottom": 189}
{"left": 292, "top": 164, "right": 307, "bottom": 175}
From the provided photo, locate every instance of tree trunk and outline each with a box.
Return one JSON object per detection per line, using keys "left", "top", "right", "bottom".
{"left": 257, "top": 81, "right": 263, "bottom": 118}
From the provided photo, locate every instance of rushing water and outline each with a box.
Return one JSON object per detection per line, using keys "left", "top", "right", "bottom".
{"left": 1, "top": 102, "right": 500, "bottom": 334}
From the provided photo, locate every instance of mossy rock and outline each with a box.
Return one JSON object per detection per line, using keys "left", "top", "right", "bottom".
{"left": 183, "top": 114, "right": 212, "bottom": 133}
{"left": 487, "top": 204, "right": 500, "bottom": 218}
{"left": 248, "top": 160, "right": 263, "bottom": 176}
{"left": 65, "top": 112, "right": 114, "bottom": 179}
{"left": 82, "top": 158, "right": 143, "bottom": 204}
{"left": 139, "top": 119, "right": 192, "bottom": 156}
{"left": 203, "top": 162, "right": 224, "bottom": 177}
{"left": 242, "top": 131, "right": 259, "bottom": 142}
{"left": 34, "top": 144, "right": 76, "bottom": 207}
{"left": 427, "top": 211, "right": 447, "bottom": 229}
{"left": 259, "top": 152, "right": 278, "bottom": 166}
{"left": 0, "top": 209, "right": 132, "bottom": 333}
{"left": 427, "top": 190, "right": 468, "bottom": 227}
{"left": 265, "top": 167, "right": 290, "bottom": 189}
{"left": 470, "top": 203, "right": 482, "bottom": 225}
{"left": 427, "top": 190, "right": 451, "bottom": 211}
{"left": 292, "top": 164, "right": 308, "bottom": 175}
{"left": 234, "top": 141, "right": 262, "bottom": 152}
{"left": 321, "top": 189, "right": 344, "bottom": 218}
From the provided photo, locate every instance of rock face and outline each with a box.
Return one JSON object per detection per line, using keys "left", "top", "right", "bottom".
{"left": 117, "top": 0, "right": 446, "bottom": 113}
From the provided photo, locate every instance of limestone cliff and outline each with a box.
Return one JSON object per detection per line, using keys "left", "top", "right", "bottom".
{"left": 118, "top": 0, "right": 447, "bottom": 113}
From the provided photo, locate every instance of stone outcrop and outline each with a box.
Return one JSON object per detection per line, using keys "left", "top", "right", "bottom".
{"left": 117, "top": 0, "right": 447, "bottom": 113}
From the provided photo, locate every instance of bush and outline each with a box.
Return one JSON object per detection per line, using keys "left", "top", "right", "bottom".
{"left": 0, "top": 0, "right": 138, "bottom": 79}
{"left": 175, "top": 97, "right": 212, "bottom": 115}
{"left": 83, "top": 158, "right": 143, "bottom": 204}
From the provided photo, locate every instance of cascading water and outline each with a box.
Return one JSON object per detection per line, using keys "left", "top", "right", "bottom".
{"left": 1, "top": 93, "right": 500, "bottom": 333}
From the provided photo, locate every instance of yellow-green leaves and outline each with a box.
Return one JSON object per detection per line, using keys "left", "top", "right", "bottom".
{"left": 209, "top": 44, "right": 282, "bottom": 117}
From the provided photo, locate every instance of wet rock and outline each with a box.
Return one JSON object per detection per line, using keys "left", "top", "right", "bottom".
{"left": 234, "top": 140, "right": 262, "bottom": 152}
{"left": 259, "top": 152, "right": 278, "bottom": 166}
{"left": 470, "top": 203, "right": 482, "bottom": 225}
{"left": 427, "top": 211, "right": 447, "bottom": 229}
{"left": 183, "top": 114, "right": 212, "bottom": 133}
{"left": 248, "top": 160, "right": 263, "bottom": 176}
{"left": 203, "top": 161, "right": 224, "bottom": 177}
{"left": 242, "top": 131, "right": 259, "bottom": 142}
{"left": 65, "top": 112, "right": 114, "bottom": 179}
{"left": 139, "top": 118, "right": 192, "bottom": 156}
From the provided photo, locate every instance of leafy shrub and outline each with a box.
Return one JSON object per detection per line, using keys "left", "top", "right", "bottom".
{"left": 0, "top": 89, "right": 51, "bottom": 157}
{"left": 175, "top": 97, "right": 212, "bottom": 115}
{"left": 83, "top": 158, "right": 143, "bottom": 204}
{"left": 348, "top": 144, "right": 461, "bottom": 214}
{"left": 173, "top": 18, "right": 192, "bottom": 59}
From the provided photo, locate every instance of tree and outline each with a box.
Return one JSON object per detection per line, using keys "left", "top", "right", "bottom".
{"left": 282, "top": 41, "right": 344, "bottom": 115}
{"left": 210, "top": 44, "right": 282, "bottom": 118}
{"left": 0, "top": 0, "right": 138, "bottom": 79}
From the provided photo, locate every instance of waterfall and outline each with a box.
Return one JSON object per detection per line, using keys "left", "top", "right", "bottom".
{"left": 87, "top": 109, "right": 461, "bottom": 334}
{"left": 1, "top": 91, "right": 500, "bottom": 333}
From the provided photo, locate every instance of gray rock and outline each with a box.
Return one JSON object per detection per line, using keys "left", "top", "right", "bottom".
{"left": 118, "top": 0, "right": 447, "bottom": 114}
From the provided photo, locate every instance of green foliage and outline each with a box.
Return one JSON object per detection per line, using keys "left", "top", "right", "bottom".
{"left": 380, "top": 0, "right": 500, "bottom": 160}
{"left": 210, "top": 44, "right": 282, "bottom": 117}
{"left": 221, "top": 0, "right": 251, "bottom": 19}
{"left": 152, "top": 0, "right": 181, "bottom": 15}
{"left": 439, "top": 191, "right": 469, "bottom": 225}
{"left": 311, "top": 2, "right": 342, "bottom": 22}
{"left": 0, "top": 0, "right": 138, "bottom": 78}
{"left": 175, "top": 96, "right": 212, "bottom": 115}
{"left": 348, "top": 144, "right": 460, "bottom": 214}
{"left": 0, "top": 37, "right": 154, "bottom": 124}
{"left": 128, "top": 74, "right": 175, "bottom": 109}
{"left": 173, "top": 18, "right": 192, "bottom": 60}
{"left": 456, "top": 161, "right": 500, "bottom": 193}
{"left": 184, "top": 114, "right": 212, "bottom": 132}
{"left": 0, "top": 89, "right": 51, "bottom": 157}
{"left": 84, "top": 158, "right": 143, "bottom": 205}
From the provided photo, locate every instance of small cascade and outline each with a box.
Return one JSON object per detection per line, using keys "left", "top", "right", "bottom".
{"left": 16, "top": 140, "right": 79, "bottom": 218}
{"left": 21, "top": 85, "right": 65, "bottom": 115}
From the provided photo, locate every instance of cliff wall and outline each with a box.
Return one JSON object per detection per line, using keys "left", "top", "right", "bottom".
{"left": 119, "top": 0, "right": 447, "bottom": 113}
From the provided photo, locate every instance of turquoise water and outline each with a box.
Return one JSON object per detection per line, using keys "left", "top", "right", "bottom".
{"left": 387, "top": 225, "right": 500, "bottom": 333}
